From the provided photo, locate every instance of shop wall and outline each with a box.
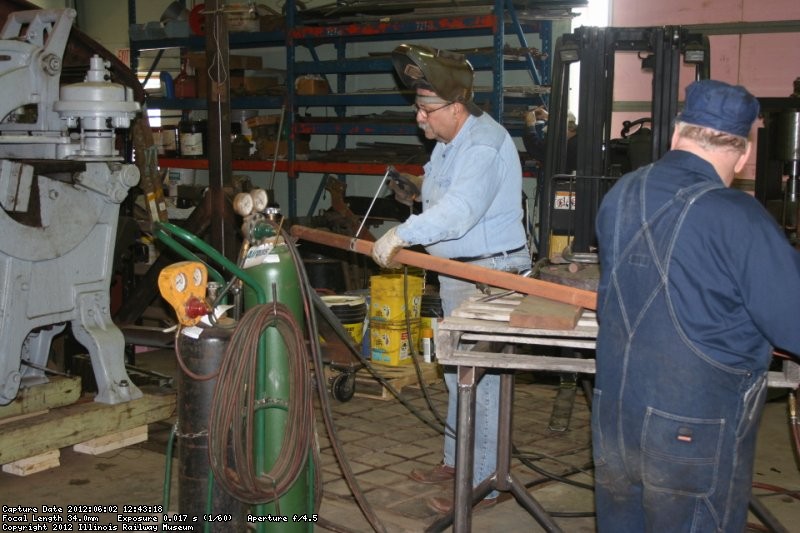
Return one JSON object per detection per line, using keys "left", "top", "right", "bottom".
{"left": 606, "top": 0, "right": 800, "bottom": 179}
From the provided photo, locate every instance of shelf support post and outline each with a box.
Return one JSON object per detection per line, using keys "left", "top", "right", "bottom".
{"left": 204, "top": 0, "right": 237, "bottom": 261}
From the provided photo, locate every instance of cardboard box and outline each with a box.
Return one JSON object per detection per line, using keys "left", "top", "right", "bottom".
{"left": 197, "top": 72, "right": 244, "bottom": 99}
{"left": 241, "top": 70, "right": 281, "bottom": 96}
{"left": 256, "top": 139, "right": 309, "bottom": 160}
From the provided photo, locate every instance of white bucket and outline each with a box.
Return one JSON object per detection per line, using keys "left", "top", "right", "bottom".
{"left": 166, "top": 168, "right": 196, "bottom": 196}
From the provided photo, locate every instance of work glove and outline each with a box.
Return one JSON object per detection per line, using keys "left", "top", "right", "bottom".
{"left": 371, "top": 226, "right": 408, "bottom": 269}
{"left": 387, "top": 169, "right": 424, "bottom": 207}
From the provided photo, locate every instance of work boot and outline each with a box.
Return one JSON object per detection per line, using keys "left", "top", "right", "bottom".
{"left": 427, "top": 495, "right": 498, "bottom": 515}
{"left": 408, "top": 463, "right": 455, "bottom": 484}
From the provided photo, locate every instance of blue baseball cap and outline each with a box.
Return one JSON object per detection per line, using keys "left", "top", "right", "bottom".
{"left": 677, "top": 80, "right": 759, "bottom": 138}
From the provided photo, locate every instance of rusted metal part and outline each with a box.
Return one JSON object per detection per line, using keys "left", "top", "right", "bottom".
{"left": 539, "top": 263, "right": 600, "bottom": 292}
{"left": 131, "top": 118, "right": 169, "bottom": 223}
{"left": 290, "top": 225, "right": 597, "bottom": 310}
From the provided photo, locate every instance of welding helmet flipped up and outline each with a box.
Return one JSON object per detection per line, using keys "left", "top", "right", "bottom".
{"left": 391, "top": 44, "right": 483, "bottom": 116}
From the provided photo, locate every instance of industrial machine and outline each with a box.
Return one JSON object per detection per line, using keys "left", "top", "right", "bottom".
{"left": 0, "top": 8, "right": 142, "bottom": 404}
{"left": 755, "top": 96, "right": 800, "bottom": 244}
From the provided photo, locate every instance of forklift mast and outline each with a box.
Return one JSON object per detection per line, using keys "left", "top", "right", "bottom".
{"left": 539, "top": 26, "right": 710, "bottom": 259}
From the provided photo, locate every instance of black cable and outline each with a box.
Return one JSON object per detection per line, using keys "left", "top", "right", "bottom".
{"left": 283, "top": 225, "right": 389, "bottom": 533}
{"left": 310, "top": 288, "right": 446, "bottom": 435}
{"left": 401, "top": 265, "right": 449, "bottom": 430}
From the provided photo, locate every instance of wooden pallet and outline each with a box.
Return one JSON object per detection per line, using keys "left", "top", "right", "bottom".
{"left": 328, "top": 361, "right": 442, "bottom": 401}
{"left": 2, "top": 450, "right": 61, "bottom": 476}
{"left": 73, "top": 425, "right": 149, "bottom": 456}
{"left": 0, "top": 391, "right": 175, "bottom": 473}
{"left": 0, "top": 375, "right": 82, "bottom": 420}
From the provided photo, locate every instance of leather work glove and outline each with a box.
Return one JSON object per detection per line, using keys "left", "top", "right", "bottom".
{"left": 371, "top": 226, "right": 408, "bottom": 269}
{"left": 387, "top": 170, "right": 424, "bottom": 207}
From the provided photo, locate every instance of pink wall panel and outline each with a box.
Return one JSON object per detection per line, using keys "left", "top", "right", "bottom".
{"left": 737, "top": 33, "right": 800, "bottom": 97}
{"left": 612, "top": 0, "right": 744, "bottom": 26}
{"left": 600, "top": 0, "right": 800, "bottom": 180}
{"left": 742, "top": 0, "right": 800, "bottom": 21}
{"left": 707, "top": 35, "right": 743, "bottom": 84}
{"left": 608, "top": 0, "right": 799, "bottom": 94}
{"left": 611, "top": 53, "right": 651, "bottom": 101}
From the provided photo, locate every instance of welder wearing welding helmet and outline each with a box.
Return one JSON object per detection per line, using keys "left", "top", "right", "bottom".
{"left": 383, "top": 45, "right": 485, "bottom": 206}
{"left": 373, "top": 44, "right": 530, "bottom": 515}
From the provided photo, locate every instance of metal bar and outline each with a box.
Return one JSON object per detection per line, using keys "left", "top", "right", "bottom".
{"left": 306, "top": 174, "right": 329, "bottom": 219}
{"left": 749, "top": 495, "right": 790, "bottom": 533}
{"left": 495, "top": 368, "right": 514, "bottom": 491}
{"left": 504, "top": 0, "right": 544, "bottom": 106}
{"left": 289, "top": 225, "right": 598, "bottom": 309}
{"left": 286, "top": 0, "right": 297, "bottom": 216}
{"left": 539, "top": 33, "right": 573, "bottom": 258}
{"left": 454, "top": 365, "right": 479, "bottom": 532}
{"left": 687, "top": 20, "right": 800, "bottom": 35}
{"left": 488, "top": 0, "right": 503, "bottom": 120}
{"left": 205, "top": 0, "right": 236, "bottom": 260}
{"left": 288, "top": 15, "right": 497, "bottom": 40}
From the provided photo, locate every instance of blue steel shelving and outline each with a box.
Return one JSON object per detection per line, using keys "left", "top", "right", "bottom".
{"left": 129, "top": 0, "right": 552, "bottom": 219}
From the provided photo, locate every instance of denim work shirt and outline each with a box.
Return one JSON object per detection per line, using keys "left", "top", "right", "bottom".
{"left": 597, "top": 149, "right": 800, "bottom": 369}
{"left": 394, "top": 113, "right": 526, "bottom": 259}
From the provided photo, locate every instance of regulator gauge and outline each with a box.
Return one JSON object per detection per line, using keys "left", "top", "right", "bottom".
{"left": 233, "top": 192, "right": 254, "bottom": 216}
{"left": 158, "top": 262, "right": 210, "bottom": 326}
{"left": 192, "top": 266, "right": 204, "bottom": 287}
{"left": 174, "top": 272, "right": 187, "bottom": 292}
{"left": 251, "top": 189, "right": 269, "bottom": 212}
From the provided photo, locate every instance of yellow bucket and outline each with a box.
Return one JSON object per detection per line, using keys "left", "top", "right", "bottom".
{"left": 370, "top": 319, "right": 420, "bottom": 366}
{"left": 369, "top": 274, "right": 424, "bottom": 323}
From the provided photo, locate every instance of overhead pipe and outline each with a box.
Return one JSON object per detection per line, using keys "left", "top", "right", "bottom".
{"left": 289, "top": 225, "right": 597, "bottom": 310}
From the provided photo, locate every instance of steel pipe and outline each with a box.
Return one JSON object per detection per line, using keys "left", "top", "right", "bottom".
{"left": 289, "top": 225, "right": 597, "bottom": 310}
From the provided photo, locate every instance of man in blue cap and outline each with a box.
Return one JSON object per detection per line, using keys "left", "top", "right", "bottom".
{"left": 593, "top": 79, "right": 800, "bottom": 531}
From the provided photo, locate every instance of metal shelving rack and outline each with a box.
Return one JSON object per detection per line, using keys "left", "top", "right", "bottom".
{"left": 128, "top": 0, "right": 555, "bottom": 219}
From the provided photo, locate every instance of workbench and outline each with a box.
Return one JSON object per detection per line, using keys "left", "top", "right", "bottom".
{"left": 429, "top": 294, "right": 596, "bottom": 533}
{"left": 430, "top": 294, "right": 799, "bottom": 532}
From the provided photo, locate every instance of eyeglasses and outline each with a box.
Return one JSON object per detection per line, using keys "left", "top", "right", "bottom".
{"left": 412, "top": 101, "right": 454, "bottom": 118}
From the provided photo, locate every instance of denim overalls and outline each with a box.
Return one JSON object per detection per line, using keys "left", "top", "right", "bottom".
{"left": 593, "top": 166, "right": 768, "bottom": 532}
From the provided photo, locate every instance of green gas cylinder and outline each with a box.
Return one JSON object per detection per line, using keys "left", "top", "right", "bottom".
{"left": 243, "top": 234, "right": 314, "bottom": 531}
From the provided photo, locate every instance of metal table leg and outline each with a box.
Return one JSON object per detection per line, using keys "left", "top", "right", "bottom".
{"left": 427, "top": 345, "right": 563, "bottom": 533}
{"left": 454, "top": 364, "right": 481, "bottom": 532}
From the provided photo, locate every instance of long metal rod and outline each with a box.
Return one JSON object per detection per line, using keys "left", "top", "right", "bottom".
{"left": 269, "top": 105, "right": 286, "bottom": 190}
{"left": 454, "top": 366, "right": 479, "bottom": 532}
{"left": 289, "top": 225, "right": 598, "bottom": 310}
{"left": 354, "top": 167, "right": 391, "bottom": 239}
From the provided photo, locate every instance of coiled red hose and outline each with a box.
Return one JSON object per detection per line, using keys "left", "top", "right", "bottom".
{"left": 207, "top": 301, "right": 313, "bottom": 505}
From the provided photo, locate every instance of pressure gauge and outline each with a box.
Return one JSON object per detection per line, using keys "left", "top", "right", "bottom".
{"left": 233, "top": 192, "right": 254, "bottom": 216}
{"left": 174, "top": 272, "right": 187, "bottom": 292}
{"left": 158, "top": 261, "right": 210, "bottom": 326}
{"left": 251, "top": 189, "right": 268, "bottom": 212}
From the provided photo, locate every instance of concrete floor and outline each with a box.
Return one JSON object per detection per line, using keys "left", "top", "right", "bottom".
{"left": 1, "top": 349, "right": 798, "bottom": 532}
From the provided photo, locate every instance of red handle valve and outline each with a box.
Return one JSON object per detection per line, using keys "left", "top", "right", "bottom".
{"left": 184, "top": 296, "right": 210, "bottom": 319}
